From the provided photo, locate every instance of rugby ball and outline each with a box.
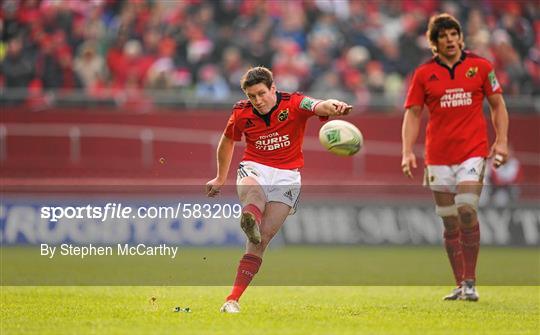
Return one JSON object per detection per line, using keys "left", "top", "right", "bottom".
{"left": 318, "top": 120, "right": 363, "bottom": 156}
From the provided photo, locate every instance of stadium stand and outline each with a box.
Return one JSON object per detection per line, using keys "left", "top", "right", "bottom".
{"left": 1, "top": 0, "right": 538, "bottom": 104}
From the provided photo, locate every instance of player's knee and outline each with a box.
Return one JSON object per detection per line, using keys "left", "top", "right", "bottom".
{"left": 458, "top": 205, "right": 477, "bottom": 226}
{"left": 253, "top": 192, "right": 266, "bottom": 204}
{"left": 240, "top": 189, "right": 265, "bottom": 207}
{"left": 455, "top": 193, "right": 479, "bottom": 226}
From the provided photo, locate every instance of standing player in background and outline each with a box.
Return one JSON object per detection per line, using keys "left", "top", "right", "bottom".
{"left": 206, "top": 66, "right": 352, "bottom": 313}
{"left": 401, "top": 14, "right": 509, "bottom": 301}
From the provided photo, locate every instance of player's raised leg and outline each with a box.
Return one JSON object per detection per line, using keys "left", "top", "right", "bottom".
{"left": 222, "top": 201, "right": 290, "bottom": 313}
{"left": 434, "top": 191, "right": 465, "bottom": 300}
{"left": 456, "top": 181, "right": 483, "bottom": 302}
{"left": 237, "top": 176, "right": 266, "bottom": 244}
{"left": 245, "top": 201, "right": 290, "bottom": 258}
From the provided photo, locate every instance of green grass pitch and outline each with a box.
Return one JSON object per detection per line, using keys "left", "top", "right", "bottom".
{"left": 2, "top": 286, "right": 539, "bottom": 334}
{"left": 1, "top": 246, "right": 539, "bottom": 334}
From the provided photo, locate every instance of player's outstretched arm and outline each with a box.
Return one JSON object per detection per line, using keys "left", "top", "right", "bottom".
{"left": 206, "top": 134, "right": 235, "bottom": 197}
{"left": 401, "top": 105, "right": 423, "bottom": 178}
{"left": 314, "top": 99, "right": 352, "bottom": 117}
{"left": 487, "top": 93, "right": 509, "bottom": 168}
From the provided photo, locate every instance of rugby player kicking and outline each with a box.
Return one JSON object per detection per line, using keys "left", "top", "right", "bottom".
{"left": 206, "top": 66, "right": 352, "bottom": 313}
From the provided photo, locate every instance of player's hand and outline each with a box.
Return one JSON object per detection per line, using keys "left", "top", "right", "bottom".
{"left": 205, "top": 177, "right": 224, "bottom": 197}
{"left": 401, "top": 152, "right": 417, "bottom": 179}
{"left": 489, "top": 141, "right": 509, "bottom": 169}
{"left": 331, "top": 100, "right": 353, "bottom": 116}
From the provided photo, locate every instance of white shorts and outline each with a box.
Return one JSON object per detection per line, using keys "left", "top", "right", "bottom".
{"left": 237, "top": 161, "right": 301, "bottom": 215}
{"left": 425, "top": 156, "right": 486, "bottom": 193}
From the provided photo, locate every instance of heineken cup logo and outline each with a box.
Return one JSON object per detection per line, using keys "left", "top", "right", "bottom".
{"left": 325, "top": 129, "right": 341, "bottom": 144}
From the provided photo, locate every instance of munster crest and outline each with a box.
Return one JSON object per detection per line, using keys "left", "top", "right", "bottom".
{"left": 278, "top": 109, "right": 289, "bottom": 122}
{"left": 466, "top": 67, "right": 478, "bottom": 78}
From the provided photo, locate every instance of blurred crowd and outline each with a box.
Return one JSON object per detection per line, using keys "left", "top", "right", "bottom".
{"left": 1, "top": 0, "right": 539, "bottom": 107}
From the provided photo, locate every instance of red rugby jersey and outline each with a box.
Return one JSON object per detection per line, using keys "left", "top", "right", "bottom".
{"left": 405, "top": 51, "right": 503, "bottom": 165}
{"left": 224, "top": 92, "right": 322, "bottom": 169}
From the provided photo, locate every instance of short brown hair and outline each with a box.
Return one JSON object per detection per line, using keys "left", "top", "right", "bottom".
{"left": 426, "top": 13, "right": 464, "bottom": 54}
{"left": 240, "top": 66, "right": 273, "bottom": 90}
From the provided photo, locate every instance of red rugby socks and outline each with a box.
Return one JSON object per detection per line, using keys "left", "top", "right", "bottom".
{"left": 461, "top": 224, "right": 480, "bottom": 281}
{"left": 444, "top": 229, "right": 465, "bottom": 286}
{"left": 226, "top": 253, "right": 263, "bottom": 302}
